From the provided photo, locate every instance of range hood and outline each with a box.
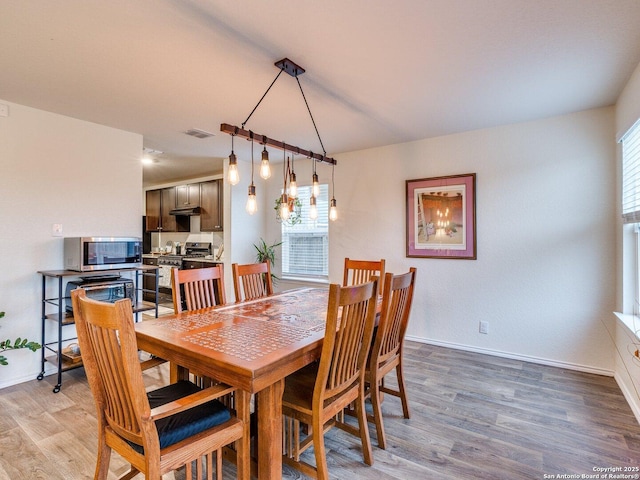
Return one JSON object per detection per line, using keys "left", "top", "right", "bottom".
{"left": 169, "top": 206, "right": 201, "bottom": 216}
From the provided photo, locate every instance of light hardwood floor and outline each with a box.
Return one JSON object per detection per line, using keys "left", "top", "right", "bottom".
{"left": 1, "top": 342, "right": 639, "bottom": 479}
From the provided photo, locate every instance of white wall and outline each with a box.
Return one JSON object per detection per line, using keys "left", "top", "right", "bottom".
{"left": 330, "top": 107, "right": 617, "bottom": 373}
{"left": 0, "top": 100, "right": 143, "bottom": 388}
{"left": 224, "top": 156, "right": 268, "bottom": 299}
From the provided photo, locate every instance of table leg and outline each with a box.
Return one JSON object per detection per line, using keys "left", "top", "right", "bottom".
{"left": 170, "top": 363, "right": 189, "bottom": 383}
{"left": 235, "top": 389, "right": 251, "bottom": 480}
{"left": 256, "top": 379, "right": 284, "bottom": 480}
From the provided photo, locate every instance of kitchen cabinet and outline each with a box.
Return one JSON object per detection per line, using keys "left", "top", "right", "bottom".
{"left": 37, "top": 266, "right": 159, "bottom": 393}
{"left": 146, "top": 180, "right": 220, "bottom": 232}
{"left": 183, "top": 260, "right": 204, "bottom": 270}
{"left": 143, "top": 256, "right": 159, "bottom": 302}
{"left": 182, "top": 259, "right": 223, "bottom": 269}
{"left": 200, "top": 179, "right": 223, "bottom": 231}
{"left": 146, "top": 187, "right": 189, "bottom": 232}
{"left": 176, "top": 183, "right": 200, "bottom": 207}
{"left": 145, "top": 189, "right": 161, "bottom": 231}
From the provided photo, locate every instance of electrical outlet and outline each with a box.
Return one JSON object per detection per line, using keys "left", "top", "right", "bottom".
{"left": 52, "top": 223, "right": 63, "bottom": 237}
{"left": 479, "top": 321, "right": 489, "bottom": 334}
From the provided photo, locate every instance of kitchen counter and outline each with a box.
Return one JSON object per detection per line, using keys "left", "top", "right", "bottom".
{"left": 200, "top": 257, "right": 224, "bottom": 264}
{"left": 142, "top": 254, "right": 223, "bottom": 265}
{"left": 142, "top": 254, "right": 223, "bottom": 262}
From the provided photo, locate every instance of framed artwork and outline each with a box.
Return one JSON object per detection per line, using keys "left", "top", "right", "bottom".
{"left": 406, "top": 173, "right": 476, "bottom": 259}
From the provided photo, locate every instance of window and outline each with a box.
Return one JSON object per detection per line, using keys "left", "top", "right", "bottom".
{"left": 621, "top": 119, "right": 640, "bottom": 315}
{"left": 622, "top": 120, "right": 640, "bottom": 224}
{"left": 281, "top": 184, "right": 329, "bottom": 278}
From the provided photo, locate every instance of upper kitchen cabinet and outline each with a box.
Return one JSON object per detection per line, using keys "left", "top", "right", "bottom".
{"left": 200, "top": 179, "right": 223, "bottom": 232}
{"left": 145, "top": 180, "right": 221, "bottom": 232}
{"left": 145, "top": 189, "right": 161, "bottom": 231}
{"left": 145, "top": 187, "right": 189, "bottom": 232}
{"left": 161, "top": 187, "right": 178, "bottom": 231}
{"left": 176, "top": 183, "right": 200, "bottom": 208}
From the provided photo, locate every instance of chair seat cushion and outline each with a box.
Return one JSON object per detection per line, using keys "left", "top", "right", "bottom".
{"left": 130, "top": 380, "right": 231, "bottom": 453}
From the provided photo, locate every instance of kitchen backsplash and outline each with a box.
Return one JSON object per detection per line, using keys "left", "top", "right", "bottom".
{"left": 151, "top": 231, "right": 223, "bottom": 255}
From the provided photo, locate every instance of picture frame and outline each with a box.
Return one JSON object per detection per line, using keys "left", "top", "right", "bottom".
{"left": 406, "top": 173, "right": 476, "bottom": 259}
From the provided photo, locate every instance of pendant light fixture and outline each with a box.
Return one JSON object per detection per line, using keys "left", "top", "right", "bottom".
{"left": 227, "top": 132, "right": 240, "bottom": 186}
{"left": 260, "top": 137, "right": 271, "bottom": 179}
{"left": 289, "top": 153, "right": 298, "bottom": 199}
{"left": 329, "top": 163, "right": 338, "bottom": 221}
{"left": 309, "top": 195, "right": 318, "bottom": 220}
{"left": 312, "top": 159, "right": 320, "bottom": 198}
{"left": 279, "top": 147, "right": 290, "bottom": 221}
{"left": 222, "top": 58, "right": 338, "bottom": 218}
{"left": 246, "top": 134, "right": 257, "bottom": 215}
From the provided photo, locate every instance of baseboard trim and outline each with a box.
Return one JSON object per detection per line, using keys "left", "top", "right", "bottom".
{"left": 406, "top": 335, "right": 614, "bottom": 377}
{"left": 614, "top": 371, "right": 640, "bottom": 424}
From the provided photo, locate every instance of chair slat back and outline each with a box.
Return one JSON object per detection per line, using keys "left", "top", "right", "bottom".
{"left": 71, "top": 289, "right": 151, "bottom": 446}
{"left": 317, "top": 280, "right": 378, "bottom": 400}
{"left": 373, "top": 268, "right": 416, "bottom": 366}
{"left": 171, "top": 265, "right": 226, "bottom": 313}
{"left": 343, "top": 258, "right": 385, "bottom": 294}
{"left": 232, "top": 261, "right": 273, "bottom": 302}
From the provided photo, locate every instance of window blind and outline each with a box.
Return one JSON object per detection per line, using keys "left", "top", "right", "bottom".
{"left": 622, "top": 119, "right": 640, "bottom": 224}
{"left": 281, "top": 184, "right": 329, "bottom": 277}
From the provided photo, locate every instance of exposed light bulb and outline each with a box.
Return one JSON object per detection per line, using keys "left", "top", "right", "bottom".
{"left": 329, "top": 198, "right": 338, "bottom": 221}
{"left": 309, "top": 195, "right": 318, "bottom": 220}
{"left": 281, "top": 205, "right": 290, "bottom": 220}
{"left": 280, "top": 194, "right": 290, "bottom": 221}
{"left": 228, "top": 151, "right": 239, "bottom": 185}
{"left": 142, "top": 155, "right": 153, "bottom": 165}
{"left": 260, "top": 147, "right": 271, "bottom": 179}
{"left": 289, "top": 172, "right": 297, "bottom": 198}
{"left": 246, "top": 184, "right": 257, "bottom": 215}
{"left": 312, "top": 172, "right": 320, "bottom": 198}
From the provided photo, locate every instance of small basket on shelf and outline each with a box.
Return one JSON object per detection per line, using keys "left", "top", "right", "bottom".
{"left": 60, "top": 343, "right": 82, "bottom": 364}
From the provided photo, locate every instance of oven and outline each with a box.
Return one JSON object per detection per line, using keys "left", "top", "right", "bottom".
{"left": 156, "top": 242, "right": 213, "bottom": 288}
{"left": 65, "top": 276, "right": 135, "bottom": 313}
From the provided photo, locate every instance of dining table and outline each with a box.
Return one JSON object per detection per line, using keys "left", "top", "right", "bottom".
{"left": 135, "top": 287, "right": 332, "bottom": 480}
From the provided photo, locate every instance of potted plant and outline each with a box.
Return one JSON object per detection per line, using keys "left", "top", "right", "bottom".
{"left": 254, "top": 238, "right": 283, "bottom": 285}
{"left": 274, "top": 196, "right": 302, "bottom": 226}
{"left": 0, "top": 311, "right": 41, "bottom": 366}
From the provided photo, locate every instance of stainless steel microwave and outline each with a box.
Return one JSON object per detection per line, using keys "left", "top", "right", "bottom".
{"left": 64, "top": 237, "right": 142, "bottom": 272}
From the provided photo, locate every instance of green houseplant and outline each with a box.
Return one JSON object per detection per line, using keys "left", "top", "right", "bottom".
{"left": 0, "top": 311, "right": 41, "bottom": 366}
{"left": 254, "top": 238, "right": 283, "bottom": 285}
{"left": 274, "top": 196, "right": 302, "bottom": 226}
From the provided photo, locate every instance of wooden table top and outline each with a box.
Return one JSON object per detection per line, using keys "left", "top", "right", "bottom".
{"left": 135, "top": 288, "right": 330, "bottom": 392}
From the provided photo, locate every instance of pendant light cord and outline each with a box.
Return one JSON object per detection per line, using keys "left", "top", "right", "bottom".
{"left": 332, "top": 163, "right": 335, "bottom": 195}
{"left": 296, "top": 76, "right": 326, "bottom": 157}
{"left": 283, "top": 147, "right": 287, "bottom": 191}
{"left": 250, "top": 132, "right": 255, "bottom": 180}
{"left": 242, "top": 68, "right": 285, "bottom": 129}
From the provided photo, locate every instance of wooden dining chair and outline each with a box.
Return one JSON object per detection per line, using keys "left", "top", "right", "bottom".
{"left": 343, "top": 257, "right": 386, "bottom": 295}
{"left": 365, "top": 268, "right": 416, "bottom": 449}
{"left": 171, "top": 265, "right": 226, "bottom": 313}
{"left": 70, "top": 288, "right": 250, "bottom": 480}
{"left": 170, "top": 265, "right": 230, "bottom": 391}
{"left": 231, "top": 261, "right": 273, "bottom": 302}
{"left": 282, "top": 279, "right": 379, "bottom": 480}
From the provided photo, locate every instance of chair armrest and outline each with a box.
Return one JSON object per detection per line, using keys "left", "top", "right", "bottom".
{"left": 149, "top": 383, "right": 235, "bottom": 421}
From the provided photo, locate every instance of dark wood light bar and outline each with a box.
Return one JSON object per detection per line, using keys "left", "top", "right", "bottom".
{"left": 220, "top": 123, "right": 337, "bottom": 166}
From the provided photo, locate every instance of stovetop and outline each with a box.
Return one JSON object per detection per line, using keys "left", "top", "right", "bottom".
{"left": 156, "top": 242, "right": 212, "bottom": 267}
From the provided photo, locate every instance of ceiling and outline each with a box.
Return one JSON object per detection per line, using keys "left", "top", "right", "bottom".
{"left": 2, "top": 0, "right": 640, "bottom": 187}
